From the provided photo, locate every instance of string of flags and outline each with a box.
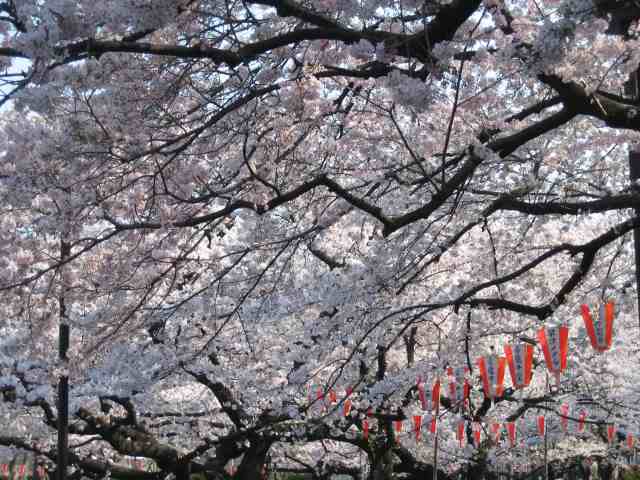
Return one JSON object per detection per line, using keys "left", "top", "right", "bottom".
{"left": 304, "top": 302, "right": 632, "bottom": 449}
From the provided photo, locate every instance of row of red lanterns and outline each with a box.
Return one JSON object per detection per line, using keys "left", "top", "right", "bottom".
{"left": 306, "top": 302, "right": 616, "bottom": 446}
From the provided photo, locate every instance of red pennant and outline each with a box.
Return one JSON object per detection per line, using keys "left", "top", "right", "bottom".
{"left": 343, "top": 399, "right": 352, "bottom": 417}
{"left": 504, "top": 343, "right": 534, "bottom": 389}
{"left": 457, "top": 420, "right": 465, "bottom": 448}
{"left": 448, "top": 367, "right": 470, "bottom": 408}
{"left": 628, "top": 433, "right": 634, "bottom": 449}
{"left": 432, "top": 380, "right": 441, "bottom": 413}
{"left": 608, "top": 425, "right": 616, "bottom": 444}
{"left": 418, "top": 380, "right": 427, "bottom": 410}
{"left": 418, "top": 377, "right": 441, "bottom": 413}
{"left": 477, "top": 355, "right": 507, "bottom": 398}
{"left": 363, "top": 419, "right": 369, "bottom": 440}
{"left": 506, "top": 422, "right": 517, "bottom": 447}
{"left": 473, "top": 422, "right": 482, "bottom": 447}
{"left": 491, "top": 422, "right": 502, "bottom": 443}
{"left": 394, "top": 419, "right": 403, "bottom": 443}
{"left": 578, "top": 410, "right": 586, "bottom": 432}
{"left": 430, "top": 417, "right": 437, "bottom": 434}
{"left": 581, "top": 302, "right": 615, "bottom": 352}
{"left": 537, "top": 325, "right": 569, "bottom": 385}
{"left": 560, "top": 404, "right": 569, "bottom": 432}
{"left": 537, "top": 416, "right": 545, "bottom": 437}
{"left": 328, "top": 390, "right": 337, "bottom": 403}
{"left": 414, "top": 415, "right": 423, "bottom": 441}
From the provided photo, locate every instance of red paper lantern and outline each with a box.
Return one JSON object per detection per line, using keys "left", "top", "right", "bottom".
{"left": 578, "top": 410, "right": 586, "bottom": 432}
{"left": 413, "top": 415, "right": 422, "bottom": 441}
{"left": 506, "top": 421, "right": 517, "bottom": 447}
{"left": 537, "top": 325, "right": 569, "bottom": 385}
{"left": 537, "top": 416, "right": 545, "bottom": 437}
{"left": 504, "top": 343, "right": 534, "bottom": 389}
{"left": 491, "top": 423, "right": 502, "bottom": 443}
{"left": 343, "top": 387, "right": 353, "bottom": 417}
{"left": 447, "top": 367, "right": 470, "bottom": 408}
{"left": 417, "top": 377, "right": 441, "bottom": 413}
{"left": 477, "top": 354, "right": 507, "bottom": 398}
{"left": 560, "top": 404, "right": 569, "bottom": 432}
{"left": 473, "top": 422, "right": 482, "bottom": 447}
{"left": 394, "top": 419, "right": 403, "bottom": 443}
{"left": 581, "top": 302, "right": 614, "bottom": 352}
{"left": 457, "top": 420, "right": 466, "bottom": 448}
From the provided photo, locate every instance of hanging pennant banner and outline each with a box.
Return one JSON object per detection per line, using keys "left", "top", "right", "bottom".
{"left": 537, "top": 416, "right": 545, "bottom": 437}
{"left": 343, "top": 387, "right": 353, "bottom": 417}
{"left": 414, "top": 415, "right": 423, "bottom": 441}
{"left": 608, "top": 424, "right": 616, "bottom": 444}
{"left": 448, "top": 367, "right": 470, "bottom": 408}
{"left": 491, "top": 422, "right": 502, "bottom": 443}
{"left": 578, "top": 410, "right": 586, "bottom": 432}
{"left": 560, "top": 404, "right": 569, "bottom": 433}
{"left": 394, "top": 419, "right": 403, "bottom": 443}
{"left": 581, "top": 302, "right": 615, "bottom": 352}
{"left": 537, "top": 325, "right": 569, "bottom": 385}
{"left": 506, "top": 422, "right": 517, "bottom": 447}
{"left": 477, "top": 354, "right": 507, "bottom": 398}
{"left": 473, "top": 422, "right": 482, "bottom": 447}
{"left": 363, "top": 419, "right": 369, "bottom": 440}
{"left": 432, "top": 379, "right": 441, "bottom": 413}
{"left": 628, "top": 433, "right": 634, "bottom": 449}
{"left": 328, "top": 390, "right": 337, "bottom": 404}
{"left": 457, "top": 420, "right": 466, "bottom": 448}
{"left": 429, "top": 417, "right": 437, "bottom": 434}
{"left": 417, "top": 378, "right": 441, "bottom": 413}
{"left": 504, "top": 343, "right": 534, "bottom": 389}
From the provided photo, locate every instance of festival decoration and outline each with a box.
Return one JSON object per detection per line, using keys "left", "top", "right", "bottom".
{"left": 429, "top": 417, "right": 437, "bottom": 435}
{"left": 504, "top": 342, "right": 534, "bottom": 389}
{"left": 457, "top": 420, "right": 466, "bottom": 448}
{"left": 328, "top": 390, "right": 337, "bottom": 404}
{"left": 417, "top": 377, "right": 441, "bottom": 413}
{"left": 537, "top": 325, "right": 569, "bottom": 385}
{"left": 473, "top": 422, "right": 482, "bottom": 447}
{"left": 628, "top": 433, "right": 634, "bottom": 449}
{"left": 607, "top": 424, "right": 616, "bottom": 444}
{"left": 363, "top": 419, "right": 369, "bottom": 440}
{"left": 506, "top": 422, "right": 517, "bottom": 447}
{"left": 343, "top": 387, "right": 353, "bottom": 417}
{"left": 477, "top": 354, "right": 507, "bottom": 398}
{"left": 413, "top": 415, "right": 422, "bottom": 441}
{"left": 581, "top": 302, "right": 615, "bottom": 352}
{"left": 578, "top": 410, "right": 586, "bottom": 432}
{"left": 560, "top": 404, "right": 569, "bottom": 433}
{"left": 447, "top": 367, "right": 470, "bottom": 408}
{"left": 394, "top": 419, "right": 403, "bottom": 443}
{"left": 537, "top": 416, "right": 545, "bottom": 437}
{"left": 491, "top": 422, "right": 502, "bottom": 443}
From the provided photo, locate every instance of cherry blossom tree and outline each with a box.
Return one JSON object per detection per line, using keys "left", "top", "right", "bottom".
{"left": 1, "top": 1, "right": 640, "bottom": 480}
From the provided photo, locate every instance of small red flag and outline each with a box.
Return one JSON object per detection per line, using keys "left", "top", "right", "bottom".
{"left": 537, "top": 416, "right": 545, "bottom": 437}
{"left": 413, "top": 415, "right": 423, "bottom": 441}
{"left": 560, "top": 404, "right": 569, "bottom": 432}
{"left": 578, "top": 410, "right": 586, "bottom": 432}
{"left": 506, "top": 422, "right": 517, "bottom": 447}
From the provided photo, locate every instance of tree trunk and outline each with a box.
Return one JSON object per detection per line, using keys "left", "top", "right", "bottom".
{"left": 236, "top": 440, "right": 272, "bottom": 480}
